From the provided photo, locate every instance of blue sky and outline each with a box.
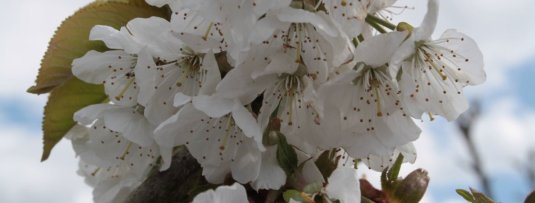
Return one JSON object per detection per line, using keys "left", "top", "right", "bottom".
{"left": 1, "top": 0, "right": 535, "bottom": 203}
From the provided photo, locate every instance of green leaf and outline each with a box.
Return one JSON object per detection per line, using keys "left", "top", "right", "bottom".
{"left": 27, "top": 0, "right": 168, "bottom": 94}
{"left": 41, "top": 79, "right": 106, "bottom": 161}
{"left": 470, "top": 188, "right": 496, "bottom": 203}
{"left": 388, "top": 154, "right": 404, "bottom": 182}
{"left": 37, "top": 0, "right": 168, "bottom": 161}
{"left": 283, "top": 190, "right": 304, "bottom": 203}
{"left": 276, "top": 133, "right": 298, "bottom": 175}
{"left": 456, "top": 189, "right": 475, "bottom": 202}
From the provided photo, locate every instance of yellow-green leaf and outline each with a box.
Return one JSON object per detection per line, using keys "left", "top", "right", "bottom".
{"left": 37, "top": 0, "right": 168, "bottom": 161}
{"left": 27, "top": 0, "right": 168, "bottom": 94}
{"left": 42, "top": 79, "right": 106, "bottom": 161}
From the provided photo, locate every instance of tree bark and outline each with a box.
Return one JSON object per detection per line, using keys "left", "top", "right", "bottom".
{"left": 125, "top": 147, "right": 207, "bottom": 203}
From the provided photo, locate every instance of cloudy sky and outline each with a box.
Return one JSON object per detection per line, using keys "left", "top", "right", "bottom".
{"left": 1, "top": 0, "right": 534, "bottom": 202}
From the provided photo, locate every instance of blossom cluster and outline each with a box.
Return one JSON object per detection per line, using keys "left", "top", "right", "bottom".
{"left": 68, "top": 0, "right": 485, "bottom": 202}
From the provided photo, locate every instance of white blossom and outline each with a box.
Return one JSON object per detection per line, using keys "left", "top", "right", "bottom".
{"left": 319, "top": 32, "right": 420, "bottom": 160}
{"left": 155, "top": 103, "right": 264, "bottom": 184}
{"left": 73, "top": 17, "right": 174, "bottom": 106}
{"left": 391, "top": 0, "right": 486, "bottom": 121}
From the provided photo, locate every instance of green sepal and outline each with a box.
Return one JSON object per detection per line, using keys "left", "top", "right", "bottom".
{"left": 283, "top": 190, "right": 304, "bottom": 203}
{"left": 276, "top": 133, "right": 298, "bottom": 175}
{"left": 388, "top": 154, "right": 404, "bottom": 182}
{"left": 456, "top": 189, "right": 475, "bottom": 202}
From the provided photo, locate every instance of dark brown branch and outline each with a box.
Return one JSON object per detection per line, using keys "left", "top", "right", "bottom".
{"left": 125, "top": 147, "right": 208, "bottom": 203}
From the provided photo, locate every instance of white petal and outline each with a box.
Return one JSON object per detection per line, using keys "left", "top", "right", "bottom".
{"left": 251, "top": 52, "right": 298, "bottom": 79}
{"left": 231, "top": 139, "right": 262, "bottom": 183}
{"left": 325, "top": 167, "right": 361, "bottom": 203}
{"left": 89, "top": 25, "right": 137, "bottom": 51}
{"left": 145, "top": 0, "right": 168, "bottom": 7}
{"left": 74, "top": 104, "right": 120, "bottom": 125}
{"left": 439, "top": 29, "right": 486, "bottom": 85}
{"left": 354, "top": 32, "right": 408, "bottom": 67}
{"left": 275, "top": 8, "right": 337, "bottom": 37}
{"left": 173, "top": 92, "right": 192, "bottom": 107}
{"left": 192, "top": 95, "right": 234, "bottom": 118}
{"left": 199, "top": 52, "right": 221, "bottom": 95}
{"left": 414, "top": 0, "right": 439, "bottom": 41}
{"left": 192, "top": 183, "right": 248, "bottom": 203}
{"left": 251, "top": 146, "right": 287, "bottom": 190}
{"left": 134, "top": 49, "right": 158, "bottom": 106}
{"left": 232, "top": 102, "right": 265, "bottom": 150}
{"left": 102, "top": 107, "right": 155, "bottom": 147}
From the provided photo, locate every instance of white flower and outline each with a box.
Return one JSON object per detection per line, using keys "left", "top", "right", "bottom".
{"left": 73, "top": 17, "right": 173, "bottom": 106}
{"left": 250, "top": 6, "right": 351, "bottom": 80}
{"left": 77, "top": 159, "right": 142, "bottom": 203}
{"left": 135, "top": 48, "right": 221, "bottom": 125}
{"left": 73, "top": 104, "right": 159, "bottom": 169}
{"left": 67, "top": 123, "right": 157, "bottom": 203}
{"left": 319, "top": 32, "right": 420, "bottom": 160}
{"left": 155, "top": 103, "right": 263, "bottom": 184}
{"left": 168, "top": 0, "right": 292, "bottom": 64}
{"left": 192, "top": 183, "right": 249, "bottom": 203}
{"left": 391, "top": 0, "right": 486, "bottom": 121}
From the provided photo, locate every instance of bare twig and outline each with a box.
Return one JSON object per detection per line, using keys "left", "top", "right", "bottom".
{"left": 456, "top": 101, "right": 493, "bottom": 198}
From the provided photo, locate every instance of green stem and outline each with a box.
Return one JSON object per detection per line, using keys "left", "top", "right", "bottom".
{"left": 366, "top": 14, "right": 397, "bottom": 30}
{"left": 365, "top": 18, "right": 387, "bottom": 34}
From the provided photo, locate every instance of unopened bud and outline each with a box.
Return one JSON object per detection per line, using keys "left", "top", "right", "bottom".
{"left": 393, "top": 169, "right": 429, "bottom": 203}
{"left": 396, "top": 22, "right": 414, "bottom": 32}
{"left": 360, "top": 179, "right": 386, "bottom": 202}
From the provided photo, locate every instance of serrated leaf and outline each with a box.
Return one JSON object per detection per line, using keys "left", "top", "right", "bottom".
{"left": 456, "top": 189, "right": 475, "bottom": 202}
{"left": 27, "top": 0, "right": 168, "bottom": 94}
{"left": 41, "top": 79, "right": 106, "bottom": 161}
{"left": 276, "top": 133, "right": 298, "bottom": 175}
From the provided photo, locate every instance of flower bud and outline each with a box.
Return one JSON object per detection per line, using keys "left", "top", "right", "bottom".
{"left": 396, "top": 22, "right": 414, "bottom": 32}
{"left": 393, "top": 169, "right": 429, "bottom": 203}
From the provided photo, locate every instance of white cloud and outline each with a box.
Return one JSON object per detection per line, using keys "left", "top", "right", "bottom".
{"left": 474, "top": 98, "right": 535, "bottom": 174}
{"left": 0, "top": 124, "right": 91, "bottom": 203}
